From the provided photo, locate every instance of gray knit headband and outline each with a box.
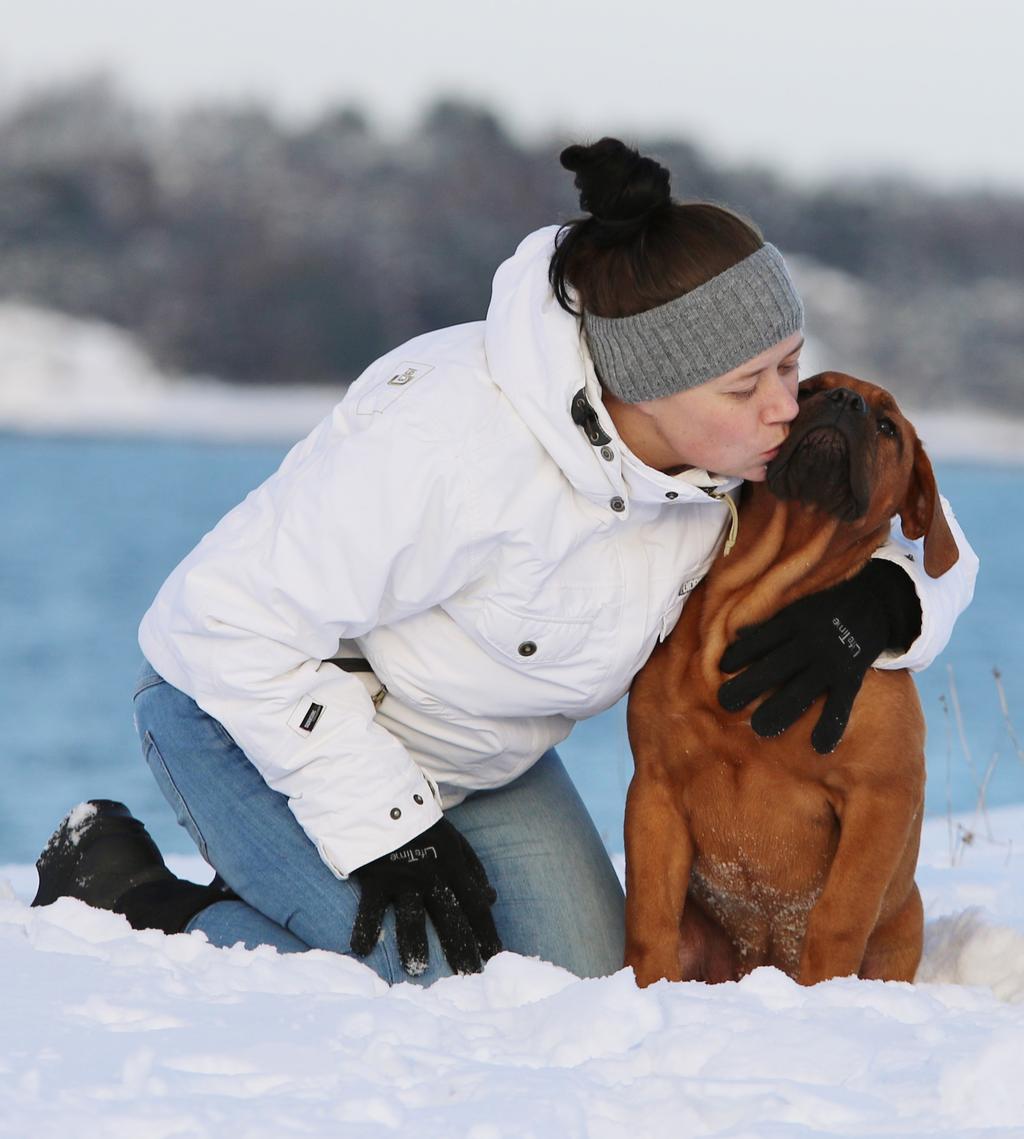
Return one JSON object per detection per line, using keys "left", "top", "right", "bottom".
{"left": 582, "top": 243, "right": 804, "bottom": 403}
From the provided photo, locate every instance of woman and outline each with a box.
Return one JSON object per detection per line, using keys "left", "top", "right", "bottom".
{"left": 33, "top": 139, "right": 977, "bottom": 984}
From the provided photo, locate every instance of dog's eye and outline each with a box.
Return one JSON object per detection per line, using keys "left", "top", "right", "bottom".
{"left": 878, "top": 417, "right": 897, "bottom": 438}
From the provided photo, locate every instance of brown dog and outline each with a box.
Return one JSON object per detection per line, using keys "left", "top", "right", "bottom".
{"left": 624, "top": 372, "right": 960, "bottom": 988}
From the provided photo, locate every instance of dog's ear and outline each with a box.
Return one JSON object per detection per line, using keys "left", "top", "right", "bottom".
{"left": 899, "top": 435, "right": 959, "bottom": 577}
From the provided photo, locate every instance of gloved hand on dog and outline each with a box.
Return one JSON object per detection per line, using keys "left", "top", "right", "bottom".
{"left": 350, "top": 816, "right": 502, "bottom": 976}
{"left": 717, "top": 559, "right": 922, "bottom": 754}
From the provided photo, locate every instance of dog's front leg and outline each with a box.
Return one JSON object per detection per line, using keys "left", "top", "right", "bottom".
{"left": 624, "top": 769, "right": 694, "bottom": 987}
{"left": 798, "top": 780, "right": 920, "bottom": 985}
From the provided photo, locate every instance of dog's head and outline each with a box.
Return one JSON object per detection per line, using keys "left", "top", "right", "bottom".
{"left": 765, "top": 371, "right": 959, "bottom": 577}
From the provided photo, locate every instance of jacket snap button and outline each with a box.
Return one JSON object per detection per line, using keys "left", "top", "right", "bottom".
{"left": 389, "top": 807, "right": 402, "bottom": 820}
{"left": 610, "top": 496, "right": 625, "bottom": 512}
{"left": 517, "top": 641, "right": 537, "bottom": 657}
{"left": 600, "top": 446, "right": 614, "bottom": 461}
{"left": 413, "top": 794, "right": 424, "bottom": 805}
{"left": 665, "top": 491, "right": 678, "bottom": 500}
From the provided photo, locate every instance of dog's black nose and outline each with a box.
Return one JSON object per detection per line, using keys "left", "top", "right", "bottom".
{"left": 826, "top": 387, "right": 867, "bottom": 416}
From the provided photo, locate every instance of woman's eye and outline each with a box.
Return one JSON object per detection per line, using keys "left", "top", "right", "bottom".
{"left": 729, "top": 388, "right": 757, "bottom": 400}
{"left": 780, "top": 362, "right": 800, "bottom": 375}
{"left": 878, "top": 417, "right": 897, "bottom": 437}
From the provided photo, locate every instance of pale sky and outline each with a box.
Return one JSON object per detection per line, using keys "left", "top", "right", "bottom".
{"left": 1, "top": 0, "right": 1022, "bottom": 191}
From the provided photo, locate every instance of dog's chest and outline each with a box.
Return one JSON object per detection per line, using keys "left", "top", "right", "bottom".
{"left": 690, "top": 848, "right": 824, "bottom": 972}
{"left": 683, "top": 766, "right": 839, "bottom": 968}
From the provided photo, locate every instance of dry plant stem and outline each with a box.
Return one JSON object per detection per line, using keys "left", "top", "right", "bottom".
{"left": 936, "top": 666, "right": 1018, "bottom": 869}
{"left": 948, "top": 663, "right": 980, "bottom": 793}
{"left": 993, "top": 667, "right": 1024, "bottom": 765}
{"left": 941, "top": 692, "right": 956, "bottom": 867}
{"left": 948, "top": 663, "right": 995, "bottom": 843}
{"left": 975, "top": 750, "right": 999, "bottom": 841}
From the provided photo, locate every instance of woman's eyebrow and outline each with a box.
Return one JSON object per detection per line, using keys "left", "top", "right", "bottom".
{"left": 786, "top": 337, "right": 807, "bottom": 357}
{"left": 737, "top": 338, "right": 806, "bottom": 378}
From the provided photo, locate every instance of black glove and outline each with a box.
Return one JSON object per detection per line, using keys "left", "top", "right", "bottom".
{"left": 350, "top": 817, "right": 502, "bottom": 976}
{"left": 717, "top": 560, "right": 921, "bottom": 755}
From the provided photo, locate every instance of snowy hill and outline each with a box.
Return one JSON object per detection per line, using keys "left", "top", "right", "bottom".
{"left": 3, "top": 805, "right": 1024, "bottom": 1138}
{"left": 1, "top": 300, "right": 1022, "bottom": 461}
{"left": 0, "top": 302, "right": 340, "bottom": 441}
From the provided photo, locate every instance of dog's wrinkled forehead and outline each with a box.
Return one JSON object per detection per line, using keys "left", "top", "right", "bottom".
{"left": 798, "top": 371, "right": 902, "bottom": 415}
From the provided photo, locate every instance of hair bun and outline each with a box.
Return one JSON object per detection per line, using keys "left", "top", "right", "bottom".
{"left": 560, "top": 138, "right": 671, "bottom": 224}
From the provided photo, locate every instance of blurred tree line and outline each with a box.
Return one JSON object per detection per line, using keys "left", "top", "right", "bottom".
{"left": 2, "top": 77, "right": 1022, "bottom": 410}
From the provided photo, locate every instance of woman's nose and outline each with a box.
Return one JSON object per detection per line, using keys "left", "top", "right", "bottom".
{"left": 764, "top": 373, "right": 800, "bottom": 423}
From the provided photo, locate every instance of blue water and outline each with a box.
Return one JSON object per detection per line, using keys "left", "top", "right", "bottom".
{"left": 1, "top": 433, "right": 1020, "bottom": 863}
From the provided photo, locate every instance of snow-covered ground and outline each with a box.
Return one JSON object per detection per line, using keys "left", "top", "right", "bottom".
{"left": 4, "top": 303, "right": 1023, "bottom": 1136}
{"left": 3, "top": 805, "right": 1024, "bottom": 1138}
{"left": 1, "top": 300, "right": 1022, "bottom": 461}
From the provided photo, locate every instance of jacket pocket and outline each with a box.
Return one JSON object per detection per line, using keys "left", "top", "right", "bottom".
{"left": 476, "top": 602, "right": 591, "bottom": 667}
{"left": 658, "top": 592, "right": 687, "bottom": 643}
{"left": 658, "top": 571, "right": 706, "bottom": 642}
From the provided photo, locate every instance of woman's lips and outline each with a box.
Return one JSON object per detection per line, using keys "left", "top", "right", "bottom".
{"left": 761, "top": 446, "right": 781, "bottom": 461}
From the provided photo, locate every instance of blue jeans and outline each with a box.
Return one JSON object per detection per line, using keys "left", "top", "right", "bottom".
{"left": 131, "top": 660, "right": 625, "bottom": 985}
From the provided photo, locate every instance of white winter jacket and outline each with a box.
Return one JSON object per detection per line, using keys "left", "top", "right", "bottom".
{"left": 139, "top": 226, "right": 979, "bottom": 877}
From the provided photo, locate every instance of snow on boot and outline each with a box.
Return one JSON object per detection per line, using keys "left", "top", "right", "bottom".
{"left": 32, "top": 799, "right": 175, "bottom": 910}
{"left": 31, "top": 800, "right": 238, "bottom": 934}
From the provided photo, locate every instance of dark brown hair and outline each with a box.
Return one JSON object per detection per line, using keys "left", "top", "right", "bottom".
{"left": 549, "top": 138, "right": 764, "bottom": 318}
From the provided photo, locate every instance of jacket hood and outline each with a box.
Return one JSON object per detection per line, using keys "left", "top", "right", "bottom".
{"left": 484, "top": 226, "right": 610, "bottom": 502}
{"left": 483, "top": 226, "right": 740, "bottom": 509}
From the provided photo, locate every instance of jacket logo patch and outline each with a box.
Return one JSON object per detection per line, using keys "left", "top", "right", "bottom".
{"left": 300, "top": 702, "right": 324, "bottom": 732}
{"left": 387, "top": 362, "right": 433, "bottom": 387}
{"left": 357, "top": 361, "right": 435, "bottom": 416}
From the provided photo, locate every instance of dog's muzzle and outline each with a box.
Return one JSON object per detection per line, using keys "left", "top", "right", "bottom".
{"left": 766, "top": 387, "right": 874, "bottom": 521}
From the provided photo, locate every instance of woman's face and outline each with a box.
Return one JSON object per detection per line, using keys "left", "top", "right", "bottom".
{"left": 608, "top": 332, "right": 805, "bottom": 481}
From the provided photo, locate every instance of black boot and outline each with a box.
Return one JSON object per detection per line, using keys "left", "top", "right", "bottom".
{"left": 32, "top": 800, "right": 236, "bottom": 934}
